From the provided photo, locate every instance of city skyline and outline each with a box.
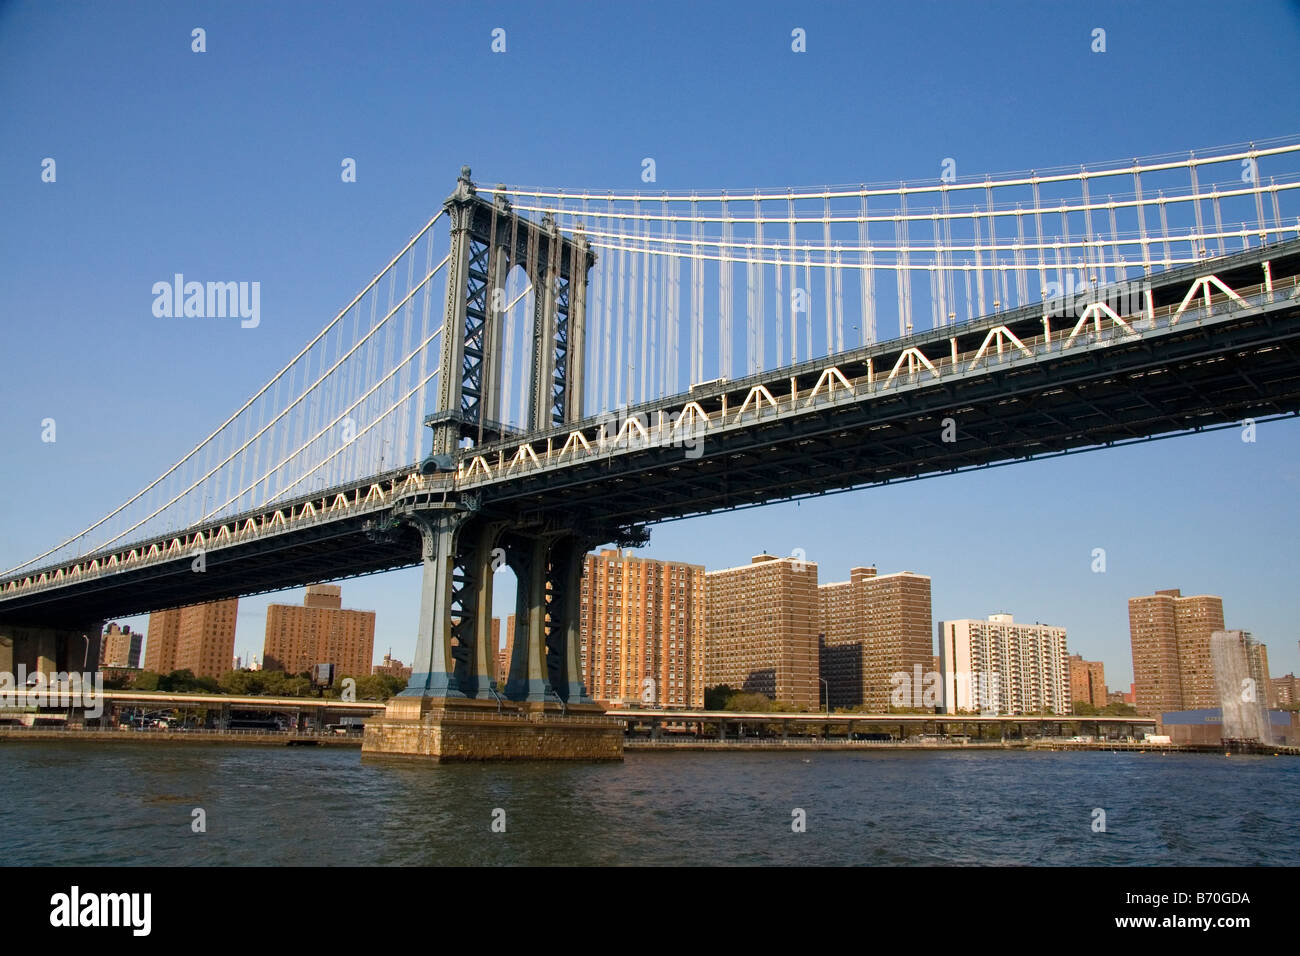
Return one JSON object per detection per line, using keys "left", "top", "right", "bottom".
{"left": 4, "top": 1, "right": 1299, "bottom": 692}
{"left": 121, "top": 539, "right": 1292, "bottom": 702}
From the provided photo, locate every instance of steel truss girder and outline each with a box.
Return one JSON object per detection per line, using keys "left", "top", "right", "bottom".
{"left": 483, "top": 305, "right": 1300, "bottom": 525}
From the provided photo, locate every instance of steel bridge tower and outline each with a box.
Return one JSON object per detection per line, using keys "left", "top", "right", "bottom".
{"left": 424, "top": 165, "right": 594, "bottom": 458}
{"left": 376, "top": 168, "right": 623, "bottom": 759}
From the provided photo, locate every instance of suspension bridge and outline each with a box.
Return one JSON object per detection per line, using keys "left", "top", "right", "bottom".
{"left": 3, "top": 138, "right": 1300, "bottom": 756}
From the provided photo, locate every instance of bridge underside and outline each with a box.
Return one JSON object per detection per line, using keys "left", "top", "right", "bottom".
{"left": 0, "top": 511, "right": 423, "bottom": 628}
{"left": 4, "top": 242, "right": 1300, "bottom": 630}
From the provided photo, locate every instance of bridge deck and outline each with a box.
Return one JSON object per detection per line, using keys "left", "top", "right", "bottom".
{"left": 4, "top": 240, "right": 1300, "bottom": 624}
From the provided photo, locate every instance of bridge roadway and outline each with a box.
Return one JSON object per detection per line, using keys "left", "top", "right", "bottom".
{"left": 3, "top": 239, "right": 1300, "bottom": 627}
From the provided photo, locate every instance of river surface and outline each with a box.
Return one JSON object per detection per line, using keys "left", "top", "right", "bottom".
{"left": 1, "top": 742, "right": 1294, "bottom": 865}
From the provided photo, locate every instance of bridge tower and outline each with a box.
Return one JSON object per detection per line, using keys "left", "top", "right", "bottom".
{"left": 365, "top": 170, "right": 621, "bottom": 761}
{"left": 424, "top": 166, "right": 594, "bottom": 460}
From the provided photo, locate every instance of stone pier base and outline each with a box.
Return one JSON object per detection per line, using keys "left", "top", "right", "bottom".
{"left": 361, "top": 697, "right": 624, "bottom": 762}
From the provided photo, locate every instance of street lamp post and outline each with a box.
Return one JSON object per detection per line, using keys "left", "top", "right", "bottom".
{"left": 819, "top": 677, "right": 829, "bottom": 716}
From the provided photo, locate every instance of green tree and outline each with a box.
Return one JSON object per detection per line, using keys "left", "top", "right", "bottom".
{"left": 154, "top": 669, "right": 196, "bottom": 692}
{"left": 220, "top": 669, "right": 268, "bottom": 695}
{"left": 724, "top": 692, "right": 775, "bottom": 712}
{"left": 704, "top": 684, "right": 736, "bottom": 710}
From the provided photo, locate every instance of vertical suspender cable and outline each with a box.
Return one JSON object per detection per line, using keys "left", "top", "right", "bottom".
{"left": 833, "top": 246, "right": 844, "bottom": 351}
{"left": 933, "top": 211, "right": 947, "bottom": 327}
{"left": 1188, "top": 153, "right": 1206, "bottom": 257}
{"left": 802, "top": 248, "right": 813, "bottom": 360}
{"left": 1164, "top": 191, "right": 1175, "bottom": 265}
{"left": 628, "top": 199, "right": 641, "bottom": 404}
{"left": 1080, "top": 168, "right": 1098, "bottom": 285}
{"left": 1031, "top": 175, "right": 1046, "bottom": 304}
{"left": 1250, "top": 148, "right": 1267, "bottom": 242}
{"left": 1133, "top": 164, "right": 1151, "bottom": 272}
{"left": 641, "top": 209, "right": 651, "bottom": 402}
{"left": 745, "top": 242, "right": 756, "bottom": 373}
{"left": 787, "top": 191, "right": 798, "bottom": 363}
{"left": 754, "top": 196, "right": 765, "bottom": 373}
{"left": 775, "top": 205, "right": 785, "bottom": 366}
{"left": 691, "top": 193, "right": 703, "bottom": 386}
{"left": 1014, "top": 205, "right": 1028, "bottom": 308}
{"left": 984, "top": 178, "right": 997, "bottom": 309}
{"left": 1108, "top": 199, "right": 1126, "bottom": 282}
{"left": 615, "top": 211, "right": 627, "bottom": 408}
{"left": 822, "top": 195, "right": 834, "bottom": 354}
{"left": 858, "top": 194, "right": 871, "bottom": 343}
{"left": 602, "top": 196, "right": 614, "bottom": 411}
{"left": 648, "top": 233, "right": 658, "bottom": 401}
{"left": 720, "top": 192, "right": 732, "bottom": 379}
{"left": 1271, "top": 178, "right": 1283, "bottom": 243}
{"left": 963, "top": 263, "right": 973, "bottom": 323}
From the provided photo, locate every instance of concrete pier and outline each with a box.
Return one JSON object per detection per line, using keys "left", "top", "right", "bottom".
{"left": 363, "top": 697, "right": 623, "bottom": 762}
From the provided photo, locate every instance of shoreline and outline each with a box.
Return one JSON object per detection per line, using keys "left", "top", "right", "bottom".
{"left": 3, "top": 727, "right": 1295, "bottom": 756}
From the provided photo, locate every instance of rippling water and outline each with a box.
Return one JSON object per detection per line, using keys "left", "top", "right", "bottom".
{"left": 1, "top": 742, "right": 1294, "bottom": 865}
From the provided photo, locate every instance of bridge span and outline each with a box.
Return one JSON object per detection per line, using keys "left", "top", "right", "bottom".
{"left": 4, "top": 152, "right": 1300, "bottom": 758}
{"left": 3, "top": 238, "right": 1298, "bottom": 629}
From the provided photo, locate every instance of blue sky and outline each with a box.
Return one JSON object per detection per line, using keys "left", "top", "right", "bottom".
{"left": 2, "top": 0, "right": 1299, "bottom": 686}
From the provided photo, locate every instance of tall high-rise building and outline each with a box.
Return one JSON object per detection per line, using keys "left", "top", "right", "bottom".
{"left": 1068, "top": 654, "right": 1107, "bottom": 708}
{"left": 579, "top": 549, "right": 705, "bottom": 708}
{"left": 705, "top": 554, "right": 819, "bottom": 711}
{"left": 1128, "top": 588, "right": 1225, "bottom": 716}
{"left": 818, "top": 567, "right": 933, "bottom": 711}
{"left": 937, "top": 614, "right": 1070, "bottom": 715}
{"left": 1271, "top": 673, "right": 1300, "bottom": 708}
{"left": 263, "top": 585, "right": 375, "bottom": 678}
{"left": 145, "top": 599, "right": 239, "bottom": 679}
{"left": 144, "top": 610, "right": 181, "bottom": 673}
{"left": 100, "top": 622, "right": 142, "bottom": 669}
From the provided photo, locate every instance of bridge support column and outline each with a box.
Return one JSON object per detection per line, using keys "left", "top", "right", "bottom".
{"left": 447, "top": 519, "right": 499, "bottom": 701}
{"left": 504, "top": 536, "right": 549, "bottom": 703}
{"left": 470, "top": 524, "right": 499, "bottom": 700}
{"left": 396, "top": 506, "right": 468, "bottom": 703}
{"left": 547, "top": 535, "right": 592, "bottom": 704}
{"left": 364, "top": 509, "right": 621, "bottom": 762}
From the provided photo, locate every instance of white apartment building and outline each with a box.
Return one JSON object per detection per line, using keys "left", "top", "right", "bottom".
{"left": 937, "top": 613, "right": 1070, "bottom": 715}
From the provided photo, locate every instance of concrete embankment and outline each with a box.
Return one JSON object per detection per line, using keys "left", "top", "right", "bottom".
{"left": 0, "top": 728, "right": 362, "bottom": 747}
{"left": 625, "top": 739, "right": 1027, "bottom": 752}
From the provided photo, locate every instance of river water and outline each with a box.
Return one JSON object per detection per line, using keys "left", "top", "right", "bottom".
{"left": 2, "top": 742, "right": 1294, "bottom": 865}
